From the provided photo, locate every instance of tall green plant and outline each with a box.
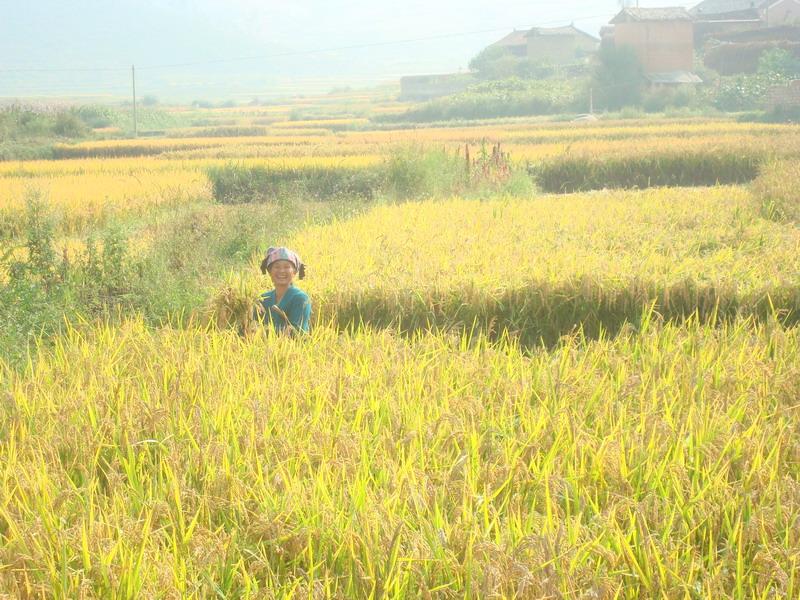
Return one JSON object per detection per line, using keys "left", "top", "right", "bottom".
{"left": 7, "top": 192, "right": 58, "bottom": 285}
{"left": 591, "top": 45, "right": 644, "bottom": 110}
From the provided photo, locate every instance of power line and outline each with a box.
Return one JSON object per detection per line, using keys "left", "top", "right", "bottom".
{"left": 0, "top": 65, "right": 129, "bottom": 74}
{"left": 0, "top": 13, "right": 611, "bottom": 75}
{"left": 137, "top": 27, "right": 514, "bottom": 70}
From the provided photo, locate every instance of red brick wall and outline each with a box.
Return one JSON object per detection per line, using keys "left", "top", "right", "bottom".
{"left": 614, "top": 21, "right": 694, "bottom": 72}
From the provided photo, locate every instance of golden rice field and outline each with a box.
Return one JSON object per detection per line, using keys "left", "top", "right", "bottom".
{"left": 1, "top": 113, "right": 799, "bottom": 598}
{"left": 0, "top": 156, "right": 377, "bottom": 235}
{"left": 0, "top": 156, "right": 381, "bottom": 178}
{"left": 0, "top": 171, "right": 210, "bottom": 236}
{"left": 38, "top": 119, "right": 800, "bottom": 161}
{"left": 271, "top": 118, "right": 370, "bottom": 129}
{"left": 2, "top": 117, "right": 799, "bottom": 237}
{"left": 50, "top": 121, "right": 800, "bottom": 159}
{"left": 267, "top": 188, "right": 800, "bottom": 342}
{"left": 1, "top": 304, "right": 798, "bottom": 597}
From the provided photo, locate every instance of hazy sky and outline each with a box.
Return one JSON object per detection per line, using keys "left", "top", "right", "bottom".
{"left": 0, "top": 0, "right": 696, "bottom": 100}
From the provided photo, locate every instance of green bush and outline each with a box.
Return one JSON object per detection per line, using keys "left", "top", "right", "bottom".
{"left": 0, "top": 105, "right": 91, "bottom": 157}
{"left": 6, "top": 192, "right": 59, "bottom": 285}
{"left": 469, "top": 46, "right": 522, "bottom": 80}
{"left": 708, "top": 73, "right": 789, "bottom": 111}
{"left": 758, "top": 48, "right": 800, "bottom": 78}
{"left": 0, "top": 106, "right": 51, "bottom": 138}
{"left": 0, "top": 195, "right": 360, "bottom": 368}
{"left": 53, "top": 111, "right": 88, "bottom": 138}
{"left": 0, "top": 141, "right": 55, "bottom": 161}
{"left": 74, "top": 105, "right": 116, "bottom": 128}
{"left": 641, "top": 87, "right": 695, "bottom": 113}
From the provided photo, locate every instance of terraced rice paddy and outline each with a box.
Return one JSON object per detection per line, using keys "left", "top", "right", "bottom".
{"left": 3, "top": 117, "right": 799, "bottom": 235}
{"left": 1, "top": 106, "right": 799, "bottom": 598}
{"left": 267, "top": 188, "right": 800, "bottom": 343}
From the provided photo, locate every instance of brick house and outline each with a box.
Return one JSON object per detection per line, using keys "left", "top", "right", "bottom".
{"left": 487, "top": 25, "right": 598, "bottom": 65}
{"left": 525, "top": 25, "right": 599, "bottom": 64}
{"left": 691, "top": 0, "right": 800, "bottom": 26}
{"left": 487, "top": 30, "right": 529, "bottom": 57}
{"left": 694, "top": 0, "right": 800, "bottom": 75}
{"left": 608, "top": 7, "right": 696, "bottom": 73}
{"left": 692, "top": 0, "right": 800, "bottom": 42}
{"left": 764, "top": 0, "right": 800, "bottom": 26}
{"left": 692, "top": 0, "right": 765, "bottom": 21}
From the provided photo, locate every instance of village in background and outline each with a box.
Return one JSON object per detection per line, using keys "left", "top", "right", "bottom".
{"left": 2, "top": 0, "right": 800, "bottom": 148}
{"left": 400, "top": 0, "right": 800, "bottom": 116}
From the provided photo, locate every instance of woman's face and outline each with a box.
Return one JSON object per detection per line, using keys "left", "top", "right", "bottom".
{"left": 268, "top": 260, "right": 296, "bottom": 286}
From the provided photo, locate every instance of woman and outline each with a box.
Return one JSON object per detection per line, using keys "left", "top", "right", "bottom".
{"left": 257, "top": 246, "right": 311, "bottom": 335}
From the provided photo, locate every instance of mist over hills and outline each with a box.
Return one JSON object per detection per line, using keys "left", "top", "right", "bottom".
{"left": 1, "top": 0, "right": 693, "bottom": 102}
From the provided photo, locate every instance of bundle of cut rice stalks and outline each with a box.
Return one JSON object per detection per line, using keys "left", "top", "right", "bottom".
{"left": 204, "top": 272, "right": 264, "bottom": 335}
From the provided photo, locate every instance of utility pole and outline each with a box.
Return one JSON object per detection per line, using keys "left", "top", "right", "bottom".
{"left": 131, "top": 64, "right": 138, "bottom": 138}
{"left": 590, "top": 87, "right": 594, "bottom": 114}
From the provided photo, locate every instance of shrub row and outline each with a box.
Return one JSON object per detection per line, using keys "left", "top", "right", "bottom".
{"left": 531, "top": 150, "right": 764, "bottom": 193}
{"left": 51, "top": 143, "right": 206, "bottom": 159}
{"left": 207, "top": 164, "right": 384, "bottom": 204}
{"left": 208, "top": 147, "right": 779, "bottom": 202}
{"left": 379, "top": 78, "right": 582, "bottom": 123}
{"left": 317, "top": 278, "right": 800, "bottom": 348}
{"left": 175, "top": 126, "right": 271, "bottom": 138}
{"left": 207, "top": 149, "right": 533, "bottom": 204}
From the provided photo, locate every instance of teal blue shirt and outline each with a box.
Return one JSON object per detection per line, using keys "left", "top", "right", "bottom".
{"left": 257, "top": 285, "right": 311, "bottom": 334}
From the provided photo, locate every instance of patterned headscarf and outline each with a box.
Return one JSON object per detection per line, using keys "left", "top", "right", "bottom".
{"left": 264, "top": 246, "right": 301, "bottom": 273}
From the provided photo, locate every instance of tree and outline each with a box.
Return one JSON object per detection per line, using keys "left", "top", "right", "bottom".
{"left": 515, "top": 58, "right": 556, "bottom": 79}
{"left": 757, "top": 48, "right": 800, "bottom": 78}
{"left": 53, "top": 111, "right": 88, "bottom": 138}
{"left": 591, "top": 45, "right": 644, "bottom": 110}
{"left": 469, "top": 46, "right": 521, "bottom": 80}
